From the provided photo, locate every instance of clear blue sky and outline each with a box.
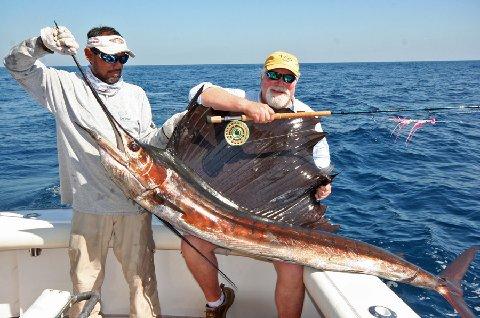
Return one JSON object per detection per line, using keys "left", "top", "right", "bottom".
{"left": 1, "top": 0, "right": 479, "bottom": 66}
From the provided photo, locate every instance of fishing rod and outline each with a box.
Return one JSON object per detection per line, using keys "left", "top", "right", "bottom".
{"left": 208, "top": 104, "right": 479, "bottom": 145}
{"left": 207, "top": 104, "right": 480, "bottom": 123}
{"left": 54, "top": 21, "right": 236, "bottom": 288}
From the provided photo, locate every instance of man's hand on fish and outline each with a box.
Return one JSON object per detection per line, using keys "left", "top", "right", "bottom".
{"left": 244, "top": 102, "right": 275, "bottom": 123}
{"left": 315, "top": 183, "right": 331, "bottom": 200}
{"left": 40, "top": 26, "right": 79, "bottom": 55}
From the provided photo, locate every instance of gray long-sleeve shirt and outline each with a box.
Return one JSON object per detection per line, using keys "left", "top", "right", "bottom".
{"left": 4, "top": 37, "right": 167, "bottom": 214}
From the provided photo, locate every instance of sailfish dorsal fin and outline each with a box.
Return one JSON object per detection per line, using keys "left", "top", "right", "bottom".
{"left": 167, "top": 90, "right": 338, "bottom": 232}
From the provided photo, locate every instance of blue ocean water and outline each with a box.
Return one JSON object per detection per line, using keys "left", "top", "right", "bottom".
{"left": 0, "top": 61, "right": 479, "bottom": 317}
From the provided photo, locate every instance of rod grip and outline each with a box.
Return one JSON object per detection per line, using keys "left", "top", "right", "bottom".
{"left": 207, "top": 116, "right": 224, "bottom": 124}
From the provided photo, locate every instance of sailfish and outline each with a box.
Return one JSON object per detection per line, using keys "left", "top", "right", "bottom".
{"left": 78, "top": 87, "right": 478, "bottom": 318}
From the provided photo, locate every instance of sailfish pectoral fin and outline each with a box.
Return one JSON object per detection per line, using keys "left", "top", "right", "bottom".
{"left": 437, "top": 245, "right": 479, "bottom": 318}
{"left": 74, "top": 121, "right": 129, "bottom": 165}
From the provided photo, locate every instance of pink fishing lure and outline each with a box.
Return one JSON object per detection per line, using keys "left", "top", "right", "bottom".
{"left": 391, "top": 117, "right": 436, "bottom": 143}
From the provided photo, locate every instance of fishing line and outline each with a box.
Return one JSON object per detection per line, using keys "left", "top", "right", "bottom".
{"left": 330, "top": 104, "right": 480, "bottom": 116}
{"left": 56, "top": 21, "right": 237, "bottom": 289}
{"left": 240, "top": 113, "right": 466, "bottom": 143}
{"left": 212, "top": 104, "right": 480, "bottom": 145}
{"left": 153, "top": 214, "right": 236, "bottom": 289}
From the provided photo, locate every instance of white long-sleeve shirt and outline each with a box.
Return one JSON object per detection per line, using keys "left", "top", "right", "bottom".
{"left": 188, "top": 82, "right": 332, "bottom": 170}
{"left": 4, "top": 37, "right": 163, "bottom": 214}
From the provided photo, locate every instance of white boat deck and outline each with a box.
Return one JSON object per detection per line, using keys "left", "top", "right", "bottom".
{"left": 0, "top": 209, "right": 420, "bottom": 318}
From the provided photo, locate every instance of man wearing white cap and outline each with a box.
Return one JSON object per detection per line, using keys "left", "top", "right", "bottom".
{"left": 4, "top": 25, "right": 170, "bottom": 317}
{"left": 157, "top": 51, "right": 332, "bottom": 318}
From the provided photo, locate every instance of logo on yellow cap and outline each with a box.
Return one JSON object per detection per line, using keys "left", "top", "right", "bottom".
{"left": 264, "top": 51, "right": 300, "bottom": 77}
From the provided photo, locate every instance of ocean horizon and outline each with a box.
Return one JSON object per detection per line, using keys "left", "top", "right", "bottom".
{"left": 1, "top": 61, "right": 479, "bottom": 317}
{"left": 2, "top": 58, "right": 480, "bottom": 68}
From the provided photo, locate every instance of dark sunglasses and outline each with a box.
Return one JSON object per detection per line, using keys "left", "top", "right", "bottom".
{"left": 265, "top": 70, "right": 296, "bottom": 84}
{"left": 90, "top": 47, "right": 129, "bottom": 64}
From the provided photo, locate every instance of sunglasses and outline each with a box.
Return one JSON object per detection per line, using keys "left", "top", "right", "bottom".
{"left": 90, "top": 47, "right": 129, "bottom": 64}
{"left": 265, "top": 70, "right": 296, "bottom": 84}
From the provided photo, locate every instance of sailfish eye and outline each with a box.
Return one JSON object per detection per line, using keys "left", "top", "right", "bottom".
{"left": 128, "top": 141, "right": 140, "bottom": 152}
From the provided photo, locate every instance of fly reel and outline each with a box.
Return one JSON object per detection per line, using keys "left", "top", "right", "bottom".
{"left": 224, "top": 120, "right": 250, "bottom": 146}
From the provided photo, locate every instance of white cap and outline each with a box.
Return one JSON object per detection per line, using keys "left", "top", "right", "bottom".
{"left": 86, "top": 35, "right": 135, "bottom": 57}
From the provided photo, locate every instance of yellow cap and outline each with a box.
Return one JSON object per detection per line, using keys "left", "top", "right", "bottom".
{"left": 264, "top": 51, "right": 300, "bottom": 77}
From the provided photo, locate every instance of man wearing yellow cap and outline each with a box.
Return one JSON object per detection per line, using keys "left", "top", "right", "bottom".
{"left": 4, "top": 25, "right": 164, "bottom": 317}
{"left": 161, "top": 51, "right": 332, "bottom": 318}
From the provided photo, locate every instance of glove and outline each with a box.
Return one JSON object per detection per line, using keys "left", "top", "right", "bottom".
{"left": 40, "top": 26, "right": 79, "bottom": 55}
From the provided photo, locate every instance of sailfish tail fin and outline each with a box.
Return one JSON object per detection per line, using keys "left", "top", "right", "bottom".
{"left": 437, "top": 245, "right": 479, "bottom": 318}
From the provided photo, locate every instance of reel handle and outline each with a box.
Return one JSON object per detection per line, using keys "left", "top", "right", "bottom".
{"left": 207, "top": 110, "right": 332, "bottom": 124}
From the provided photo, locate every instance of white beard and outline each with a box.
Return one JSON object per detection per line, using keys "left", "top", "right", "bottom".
{"left": 265, "top": 86, "right": 292, "bottom": 109}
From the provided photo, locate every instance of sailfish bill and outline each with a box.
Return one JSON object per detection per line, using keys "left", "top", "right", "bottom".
{"left": 77, "top": 87, "right": 479, "bottom": 318}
